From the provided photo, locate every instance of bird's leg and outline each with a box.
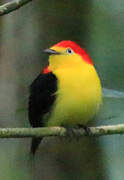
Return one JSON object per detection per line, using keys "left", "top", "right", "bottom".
{"left": 78, "top": 124, "right": 91, "bottom": 135}
{"left": 64, "top": 126, "right": 81, "bottom": 141}
{"left": 65, "top": 127, "right": 75, "bottom": 138}
{"left": 62, "top": 126, "right": 78, "bottom": 140}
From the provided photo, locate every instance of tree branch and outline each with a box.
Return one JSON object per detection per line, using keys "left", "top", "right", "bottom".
{"left": 0, "top": 124, "right": 124, "bottom": 138}
{"left": 0, "top": 0, "right": 32, "bottom": 16}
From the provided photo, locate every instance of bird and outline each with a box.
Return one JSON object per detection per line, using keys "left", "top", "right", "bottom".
{"left": 28, "top": 40, "right": 102, "bottom": 155}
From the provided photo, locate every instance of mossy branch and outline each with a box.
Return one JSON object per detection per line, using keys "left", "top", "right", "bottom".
{"left": 0, "top": 124, "right": 124, "bottom": 138}
{"left": 0, "top": 0, "right": 32, "bottom": 16}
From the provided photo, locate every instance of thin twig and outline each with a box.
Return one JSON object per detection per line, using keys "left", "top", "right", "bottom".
{"left": 0, "top": 124, "right": 124, "bottom": 138}
{"left": 0, "top": 0, "right": 32, "bottom": 16}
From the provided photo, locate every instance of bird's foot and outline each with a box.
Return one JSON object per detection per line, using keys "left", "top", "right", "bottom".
{"left": 63, "top": 126, "right": 81, "bottom": 141}
{"left": 78, "top": 125, "right": 91, "bottom": 135}
{"left": 65, "top": 127, "right": 75, "bottom": 138}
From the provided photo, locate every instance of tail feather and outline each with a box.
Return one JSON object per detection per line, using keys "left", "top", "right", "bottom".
{"left": 30, "top": 138, "right": 42, "bottom": 155}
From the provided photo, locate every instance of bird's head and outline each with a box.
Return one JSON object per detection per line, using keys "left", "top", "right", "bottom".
{"left": 44, "top": 40, "right": 93, "bottom": 71}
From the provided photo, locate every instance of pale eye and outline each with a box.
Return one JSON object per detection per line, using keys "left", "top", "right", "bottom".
{"left": 66, "top": 48, "right": 74, "bottom": 54}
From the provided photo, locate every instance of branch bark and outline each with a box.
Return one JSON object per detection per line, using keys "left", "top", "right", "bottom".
{"left": 0, "top": 124, "right": 124, "bottom": 138}
{"left": 0, "top": 0, "right": 32, "bottom": 16}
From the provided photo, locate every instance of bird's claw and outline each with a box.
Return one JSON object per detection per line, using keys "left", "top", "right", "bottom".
{"left": 78, "top": 125, "right": 91, "bottom": 135}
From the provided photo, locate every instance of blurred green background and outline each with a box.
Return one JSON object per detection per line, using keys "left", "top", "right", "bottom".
{"left": 0, "top": 0, "right": 124, "bottom": 179}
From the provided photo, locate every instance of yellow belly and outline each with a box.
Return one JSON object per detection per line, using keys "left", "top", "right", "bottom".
{"left": 46, "top": 64, "right": 102, "bottom": 127}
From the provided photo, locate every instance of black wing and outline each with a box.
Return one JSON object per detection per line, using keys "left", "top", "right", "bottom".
{"left": 28, "top": 72, "right": 57, "bottom": 128}
{"left": 28, "top": 72, "right": 57, "bottom": 155}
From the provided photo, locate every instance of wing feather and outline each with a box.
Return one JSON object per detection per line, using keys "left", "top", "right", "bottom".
{"left": 28, "top": 72, "right": 57, "bottom": 128}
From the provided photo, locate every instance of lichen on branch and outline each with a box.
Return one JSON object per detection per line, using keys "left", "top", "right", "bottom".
{"left": 0, "top": 0, "right": 32, "bottom": 16}
{"left": 0, "top": 124, "right": 124, "bottom": 138}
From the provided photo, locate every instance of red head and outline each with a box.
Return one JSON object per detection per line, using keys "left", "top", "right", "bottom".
{"left": 43, "top": 40, "right": 93, "bottom": 74}
{"left": 54, "top": 40, "right": 93, "bottom": 65}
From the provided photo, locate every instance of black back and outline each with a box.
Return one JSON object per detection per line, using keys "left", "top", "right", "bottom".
{"left": 28, "top": 72, "right": 57, "bottom": 128}
{"left": 28, "top": 72, "right": 57, "bottom": 155}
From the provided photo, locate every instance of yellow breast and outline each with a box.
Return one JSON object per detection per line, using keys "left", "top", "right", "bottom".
{"left": 47, "top": 63, "right": 102, "bottom": 127}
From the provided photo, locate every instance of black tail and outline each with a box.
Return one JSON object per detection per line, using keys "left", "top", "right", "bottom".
{"left": 30, "top": 138, "right": 42, "bottom": 155}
